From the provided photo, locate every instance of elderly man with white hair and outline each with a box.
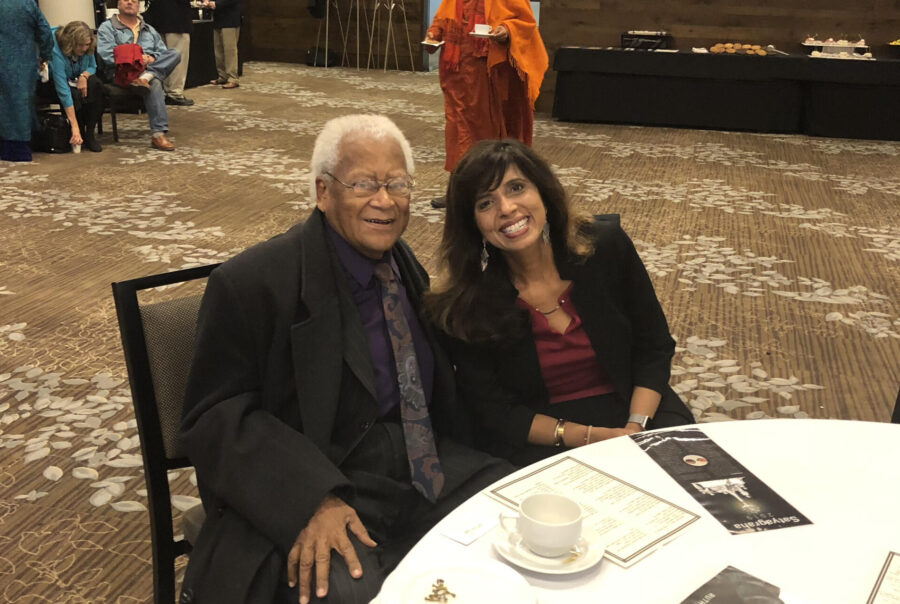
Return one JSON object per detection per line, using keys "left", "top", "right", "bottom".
{"left": 179, "top": 114, "right": 511, "bottom": 604}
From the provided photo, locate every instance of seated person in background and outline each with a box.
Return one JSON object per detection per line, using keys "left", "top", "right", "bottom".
{"left": 97, "top": 0, "right": 180, "bottom": 151}
{"left": 425, "top": 139, "right": 693, "bottom": 467}
{"left": 41, "top": 21, "right": 104, "bottom": 152}
{"left": 179, "top": 114, "right": 512, "bottom": 604}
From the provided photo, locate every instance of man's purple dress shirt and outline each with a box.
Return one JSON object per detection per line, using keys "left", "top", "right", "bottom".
{"left": 326, "top": 224, "right": 435, "bottom": 418}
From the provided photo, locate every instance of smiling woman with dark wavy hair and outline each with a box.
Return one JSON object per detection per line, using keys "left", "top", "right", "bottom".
{"left": 426, "top": 138, "right": 693, "bottom": 465}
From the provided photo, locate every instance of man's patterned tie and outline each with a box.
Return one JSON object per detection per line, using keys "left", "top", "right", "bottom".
{"left": 374, "top": 262, "right": 445, "bottom": 502}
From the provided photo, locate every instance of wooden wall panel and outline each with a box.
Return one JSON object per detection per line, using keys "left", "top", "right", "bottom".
{"left": 240, "top": 0, "right": 900, "bottom": 110}
{"left": 535, "top": 0, "right": 900, "bottom": 112}
{"left": 244, "top": 0, "right": 425, "bottom": 69}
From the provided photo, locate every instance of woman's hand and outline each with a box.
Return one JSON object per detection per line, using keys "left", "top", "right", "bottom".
{"left": 423, "top": 31, "right": 441, "bottom": 54}
{"left": 77, "top": 76, "right": 88, "bottom": 99}
{"left": 489, "top": 24, "right": 509, "bottom": 43}
{"left": 69, "top": 127, "right": 83, "bottom": 146}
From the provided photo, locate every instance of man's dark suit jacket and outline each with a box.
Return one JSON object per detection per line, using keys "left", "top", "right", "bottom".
{"left": 211, "top": 0, "right": 242, "bottom": 29}
{"left": 179, "top": 210, "right": 470, "bottom": 603}
{"left": 451, "top": 218, "right": 692, "bottom": 462}
{"left": 143, "top": 0, "right": 193, "bottom": 35}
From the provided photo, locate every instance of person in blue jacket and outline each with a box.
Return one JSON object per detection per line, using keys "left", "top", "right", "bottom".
{"left": 0, "top": 0, "right": 54, "bottom": 162}
{"left": 41, "top": 21, "right": 105, "bottom": 152}
{"left": 97, "top": 0, "right": 181, "bottom": 151}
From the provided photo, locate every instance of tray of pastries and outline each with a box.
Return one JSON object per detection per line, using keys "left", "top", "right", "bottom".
{"left": 709, "top": 43, "right": 768, "bottom": 56}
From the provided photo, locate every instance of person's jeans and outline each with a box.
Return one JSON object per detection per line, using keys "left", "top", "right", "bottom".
{"left": 144, "top": 48, "right": 180, "bottom": 133}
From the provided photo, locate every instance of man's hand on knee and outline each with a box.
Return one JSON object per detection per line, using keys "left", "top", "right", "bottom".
{"left": 286, "top": 494, "right": 377, "bottom": 604}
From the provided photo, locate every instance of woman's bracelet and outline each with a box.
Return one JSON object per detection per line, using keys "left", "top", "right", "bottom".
{"left": 584, "top": 425, "right": 592, "bottom": 446}
{"left": 553, "top": 418, "right": 566, "bottom": 447}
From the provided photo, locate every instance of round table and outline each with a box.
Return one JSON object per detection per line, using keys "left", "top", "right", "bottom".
{"left": 377, "top": 419, "right": 900, "bottom": 603}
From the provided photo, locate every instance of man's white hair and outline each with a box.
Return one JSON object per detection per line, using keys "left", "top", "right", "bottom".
{"left": 309, "top": 114, "right": 415, "bottom": 202}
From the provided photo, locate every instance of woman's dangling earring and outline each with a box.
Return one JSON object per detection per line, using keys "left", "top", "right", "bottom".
{"left": 541, "top": 222, "right": 551, "bottom": 244}
{"left": 480, "top": 239, "right": 489, "bottom": 272}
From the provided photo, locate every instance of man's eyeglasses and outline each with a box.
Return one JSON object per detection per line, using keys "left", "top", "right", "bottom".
{"left": 324, "top": 172, "right": 414, "bottom": 198}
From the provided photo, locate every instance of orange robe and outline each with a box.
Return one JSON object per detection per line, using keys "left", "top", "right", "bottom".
{"left": 427, "top": 0, "right": 548, "bottom": 171}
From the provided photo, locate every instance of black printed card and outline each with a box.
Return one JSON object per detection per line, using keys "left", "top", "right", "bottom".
{"left": 681, "top": 566, "right": 783, "bottom": 604}
{"left": 631, "top": 427, "right": 811, "bottom": 534}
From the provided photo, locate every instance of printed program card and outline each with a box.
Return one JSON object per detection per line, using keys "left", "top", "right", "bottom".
{"left": 632, "top": 427, "right": 811, "bottom": 535}
{"left": 486, "top": 455, "right": 699, "bottom": 567}
{"left": 867, "top": 551, "right": 900, "bottom": 604}
{"left": 680, "top": 565, "right": 782, "bottom": 603}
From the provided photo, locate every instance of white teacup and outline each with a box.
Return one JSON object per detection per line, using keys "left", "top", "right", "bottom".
{"left": 72, "top": 144, "right": 81, "bottom": 154}
{"left": 499, "top": 493, "right": 583, "bottom": 557}
{"left": 473, "top": 23, "right": 491, "bottom": 35}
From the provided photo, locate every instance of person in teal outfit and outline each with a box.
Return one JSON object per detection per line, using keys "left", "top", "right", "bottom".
{"left": 0, "top": 0, "right": 54, "bottom": 162}
{"left": 39, "top": 22, "right": 105, "bottom": 152}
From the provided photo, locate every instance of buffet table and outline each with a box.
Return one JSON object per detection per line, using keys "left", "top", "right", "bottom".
{"left": 377, "top": 419, "right": 900, "bottom": 603}
{"left": 552, "top": 48, "right": 900, "bottom": 140}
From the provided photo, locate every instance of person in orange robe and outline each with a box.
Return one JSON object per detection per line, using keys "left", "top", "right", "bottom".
{"left": 424, "top": 0, "right": 547, "bottom": 206}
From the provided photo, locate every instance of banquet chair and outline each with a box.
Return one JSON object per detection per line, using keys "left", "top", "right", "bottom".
{"left": 892, "top": 386, "right": 900, "bottom": 424}
{"left": 111, "top": 264, "right": 219, "bottom": 604}
{"left": 96, "top": 53, "right": 145, "bottom": 142}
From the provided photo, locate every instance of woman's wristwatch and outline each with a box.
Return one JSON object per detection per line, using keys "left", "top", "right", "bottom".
{"left": 627, "top": 414, "right": 650, "bottom": 429}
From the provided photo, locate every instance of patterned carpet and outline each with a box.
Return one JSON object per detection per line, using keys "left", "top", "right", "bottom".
{"left": 0, "top": 62, "right": 898, "bottom": 602}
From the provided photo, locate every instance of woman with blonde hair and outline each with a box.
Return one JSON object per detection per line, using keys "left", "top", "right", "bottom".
{"left": 426, "top": 139, "right": 692, "bottom": 466}
{"left": 42, "top": 21, "right": 104, "bottom": 152}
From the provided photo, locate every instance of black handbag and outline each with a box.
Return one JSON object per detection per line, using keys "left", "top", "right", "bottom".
{"left": 32, "top": 113, "right": 72, "bottom": 153}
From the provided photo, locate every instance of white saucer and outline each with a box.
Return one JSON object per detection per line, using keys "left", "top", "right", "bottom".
{"left": 493, "top": 527, "right": 605, "bottom": 575}
{"left": 469, "top": 31, "right": 492, "bottom": 38}
{"left": 378, "top": 558, "right": 535, "bottom": 603}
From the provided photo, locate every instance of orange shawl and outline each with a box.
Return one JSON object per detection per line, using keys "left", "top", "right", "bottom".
{"left": 430, "top": 0, "right": 548, "bottom": 107}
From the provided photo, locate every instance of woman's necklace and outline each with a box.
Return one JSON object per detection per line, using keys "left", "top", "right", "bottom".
{"left": 514, "top": 271, "right": 569, "bottom": 316}
{"left": 519, "top": 295, "right": 564, "bottom": 315}
{"left": 535, "top": 302, "right": 561, "bottom": 315}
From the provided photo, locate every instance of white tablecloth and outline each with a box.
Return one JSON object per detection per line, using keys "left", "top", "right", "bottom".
{"left": 376, "top": 419, "right": 900, "bottom": 603}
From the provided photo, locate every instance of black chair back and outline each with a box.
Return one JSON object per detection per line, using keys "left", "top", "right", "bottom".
{"left": 111, "top": 264, "right": 218, "bottom": 604}
{"left": 892, "top": 386, "right": 900, "bottom": 424}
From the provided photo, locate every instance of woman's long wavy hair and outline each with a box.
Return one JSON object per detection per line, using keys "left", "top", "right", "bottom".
{"left": 425, "top": 139, "right": 594, "bottom": 344}
{"left": 56, "top": 21, "right": 97, "bottom": 59}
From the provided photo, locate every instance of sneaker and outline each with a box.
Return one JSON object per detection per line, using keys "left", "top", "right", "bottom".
{"left": 430, "top": 196, "right": 447, "bottom": 209}
{"left": 165, "top": 95, "right": 195, "bottom": 106}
